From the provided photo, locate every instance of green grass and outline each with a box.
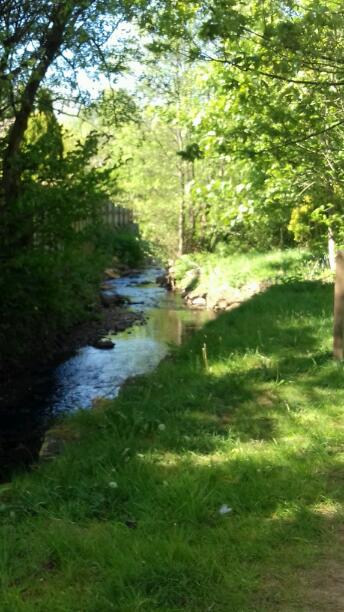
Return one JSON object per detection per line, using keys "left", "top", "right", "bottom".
{"left": 172, "top": 249, "right": 331, "bottom": 295}
{"left": 0, "top": 251, "right": 343, "bottom": 610}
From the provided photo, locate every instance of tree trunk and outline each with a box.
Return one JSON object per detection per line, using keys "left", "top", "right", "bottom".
{"left": 1, "top": 6, "right": 72, "bottom": 214}
{"left": 178, "top": 166, "right": 186, "bottom": 256}
{"left": 188, "top": 161, "right": 196, "bottom": 250}
{"left": 328, "top": 227, "right": 336, "bottom": 271}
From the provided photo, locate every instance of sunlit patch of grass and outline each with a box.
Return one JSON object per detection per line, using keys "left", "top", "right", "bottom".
{"left": 0, "top": 256, "right": 343, "bottom": 610}
{"left": 173, "top": 248, "right": 332, "bottom": 297}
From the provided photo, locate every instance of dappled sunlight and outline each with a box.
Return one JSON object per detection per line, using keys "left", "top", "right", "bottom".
{"left": 311, "top": 500, "right": 343, "bottom": 519}
{"left": 1, "top": 0, "right": 344, "bottom": 606}
{"left": 0, "top": 264, "right": 342, "bottom": 610}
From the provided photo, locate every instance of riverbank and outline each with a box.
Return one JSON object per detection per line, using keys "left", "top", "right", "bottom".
{"left": 0, "top": 228, "right": 147, "bottom": 374}
{"left": 0, "top": 239, "right": 148, "bottom": 479}
{"left": 1, "top": 250, "right": 343, "bottom": 611}
{"left": 0, "top": 225, "right": 149, "bottom": 408}
{"left": 0, "top": 291, "right": 145, "bottom": 481}
{"left": 170, "top": 249, "right": 332, "bottom": 310}
{"left": 0, "top": 266, "right": 214, "bottom": 481}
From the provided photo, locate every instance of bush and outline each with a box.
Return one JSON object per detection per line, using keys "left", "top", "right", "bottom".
{"left": 0, "top": 226, "right": 148, "bottom": 371}
{"left": 110, "top": 229, "right": 150, "bottom": 268}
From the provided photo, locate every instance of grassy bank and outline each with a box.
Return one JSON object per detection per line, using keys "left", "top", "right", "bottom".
{"left": 1, "top": 250, "right": 343, "bottom": 611}
{"left": 172, "top": 248, "right": 331, "bottom": 295}
{"left": 0, "top": 228, "right": 146, "bottom": 370}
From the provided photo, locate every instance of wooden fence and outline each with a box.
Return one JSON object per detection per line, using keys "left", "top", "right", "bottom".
{"left": 34, "top": 202, "right": 137, "bottom": 249}
{"left": 101, "top": 201, "right": 134, "bottom": 228}
{"left": 73, "top": 201, "right": 137, "bottom": 233}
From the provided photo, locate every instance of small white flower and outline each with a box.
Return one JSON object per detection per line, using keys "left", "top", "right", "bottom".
{"left": 219, "top": 504, "right": 232, "bottom": 515}
{"left": 109, "top": 481, "right": 118, "bottom": 489}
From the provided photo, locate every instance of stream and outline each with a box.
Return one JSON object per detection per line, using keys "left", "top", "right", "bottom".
{"left": 0, "top": 267, "right": 214, "bottom": 480}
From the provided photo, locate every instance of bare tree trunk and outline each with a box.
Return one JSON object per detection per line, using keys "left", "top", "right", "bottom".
{"left": 178, "top": 165, "right": 186, "bottom": 256}
{"left": 188, "top": 160, "right": 196, "bottom": 250}
{"left": 328, "top": 227, "right": 336, "bottom": 271}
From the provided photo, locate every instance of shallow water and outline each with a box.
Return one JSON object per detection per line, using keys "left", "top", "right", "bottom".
{"left": 52, "top": 268, "right": 213, "bottom": 412}
{"left": 0, "top": 267, "right": 214, "bottom": 477}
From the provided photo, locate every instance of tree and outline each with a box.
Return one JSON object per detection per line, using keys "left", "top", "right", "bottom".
{"left": 0, "top": 0, "right": 152, "bottom": 248}
{"left": 193, "top": 0, "right": 344, "bottom": 256}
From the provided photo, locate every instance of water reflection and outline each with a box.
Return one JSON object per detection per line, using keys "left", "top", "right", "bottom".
{"left": 52, "top": 270, "right": 214, "bottom": 412}
{"left": 0, "top": 267, "right": 214, "bottom": 477}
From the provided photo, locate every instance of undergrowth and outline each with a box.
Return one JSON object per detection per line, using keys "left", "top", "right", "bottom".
{"left": 0, "top": 227, "right": 146, "bottom": 370}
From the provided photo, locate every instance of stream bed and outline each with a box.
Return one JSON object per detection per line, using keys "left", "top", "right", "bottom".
{"left": 0, "top": 267, "right": 215, "bottom": 480}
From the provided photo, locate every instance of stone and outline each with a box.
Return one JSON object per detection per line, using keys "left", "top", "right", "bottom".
{"left": 225, "top": 302, "right": 241, "bottom": 311}
{"left": 92, "top": 398, "right": 113, "bottom": 411}
{"left": 186, "top": 288, "right": 207, "bottom": 301}
{"left": 39, "top": 425, "right": 80, "bottom": 461}
{"left": 180, "top": 267, "right": 200, "bottom": 294}
{"left": 39, "top": 435, "right": 65, "bottom": 461}
{"left": 191, "top": 296, "right": 207, "bottom": 308}
{"left": 114, "top": 322, "right": 128, "bottom": 332}
{"left": 215, "top": 298, "right": 229, "bottom": 310}
{"left": 206, "top": 285, "right": 243, "bottom": 310}
{"left": 241, "top": 280, "right": 262, "bottom": 298}
{"left": 156, "top": 273, "right": 167, "bottom": 286}
{"left": 93, "top": 339, "right": 115, "bottom": 350}
{"left": 104, "top": 268, "right": 120, "bottom": 279}
{"left": 100, "top": 292, "right": 125, "bottom": 308}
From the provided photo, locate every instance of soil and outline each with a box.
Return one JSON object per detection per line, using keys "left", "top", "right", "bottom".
{"left": 297, "top": 527, "right": 344, "bottom": 612}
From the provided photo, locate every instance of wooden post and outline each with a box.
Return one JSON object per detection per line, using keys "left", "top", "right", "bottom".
{"left": 333, "top": 250, "right": 344, "bottom": 359}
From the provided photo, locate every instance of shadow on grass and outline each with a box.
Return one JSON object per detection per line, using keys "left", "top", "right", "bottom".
{"left": 2, "top": 278, "right": 343, "bottom": 611}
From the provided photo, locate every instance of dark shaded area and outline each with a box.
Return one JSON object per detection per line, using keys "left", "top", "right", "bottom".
{"left": 1, "top": 278, "right": 343, "bottom": 610}
{"left": 0, "top": 303, "right": 145, "bottom": 481}
{"left": 0, "top": 268, "right": 214, "bottom": 481}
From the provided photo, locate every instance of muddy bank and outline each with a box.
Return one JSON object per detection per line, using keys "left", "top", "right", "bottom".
{"left": 0, "top": 267, "right": 147, "bottom": 479}
{"left": 0, "top": 272, "right": 146, "bottom": 402}
{"left": 0, "top": 266, "right": 214, "bottom": 481}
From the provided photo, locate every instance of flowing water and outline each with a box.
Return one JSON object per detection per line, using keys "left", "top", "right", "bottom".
{"left": 0, "top": 267, "right": 214, "bottom": 479}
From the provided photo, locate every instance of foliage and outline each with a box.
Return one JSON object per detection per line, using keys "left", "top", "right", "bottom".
{"left": 191, "top": 0, "right": 344, "bottom": 251}
{"left": 112, "top": 115, "right": 181, "bottom": 257}
{"left": 0, "top": 244, "right": 106, "bottom": 365}
{"left": 0, "top": 97, "right": 143, "bottom": 369}
{"left": 104, "top": 1, "right": 344, "bottom": 258}
{"left": 0, "top": 223, "right": 147, "bottom": 370}
{"left": 112, "top": 56, "right": 298, "bottom": 256}
{"left": 106, "top": 228, "right": 149, "bottom": 267}
{"left": 0, "top": 1, "right": 157, "bottom": 370}
{"left": 0, "top": 255, "right": 342, "bottom": 610}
